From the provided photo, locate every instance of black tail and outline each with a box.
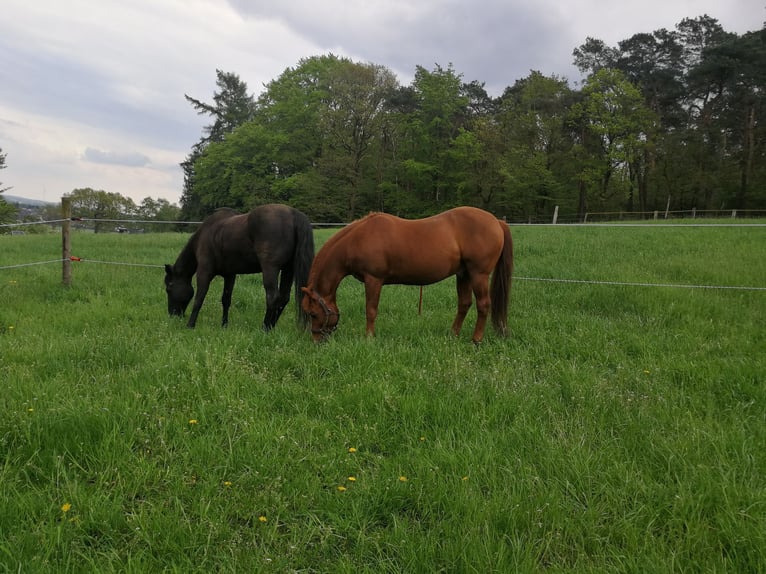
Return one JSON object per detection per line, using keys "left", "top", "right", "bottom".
{"left": 292, "top": 209, "right": 316, "bottom": 329}
{"left": 490, "top": 220, "right": 513, "bottom": 336}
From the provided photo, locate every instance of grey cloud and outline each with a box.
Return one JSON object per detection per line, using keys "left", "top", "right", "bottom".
{"left": 82, "top": 147, "right": 151, "bottom": 167}
{"left": 223, "top": 0, "right": 581, "bottom": 95}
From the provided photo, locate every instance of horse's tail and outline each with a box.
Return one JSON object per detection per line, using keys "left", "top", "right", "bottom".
{"left": 490, "top": 220, "right": 513, "bottom": 336}
{"left": 292, "top": 209, "right": 316, "bottom": 329}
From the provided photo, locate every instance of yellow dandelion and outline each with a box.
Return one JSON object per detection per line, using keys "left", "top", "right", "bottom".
{"left": 258, "top": 515, "right": 268, "bottom": 523}
{"left": 27, "top": 408, "right": 34, "bottom": 413}
{"left": 462, "top": 476, "right": 469, "bottom": 481}
{"left": 643, "top": 370, "right": 651, "bottom": 375}
{"left": 419, "top": 436, "right": 426, "bottom": 442}
{"left": 347, "top": 447, "right": 357, "bottom": 453}
{"left": 223, "top": 481, "right": 232, "bottom": 487}
{"left": 337, "top": 485, "right": 347, "bottom": 492}
{"left": 347, "top": 476, "right": 356, "bottom": 482}
{"left": 399, "top": 476, "right": 408, "bottom": 482}
{"left": 8, "top": 326, "right": 14, "bottom": 331}
{"left": 188, "top": 419, "right": 198, "bottom": 425}
{"left": 61, "top": 503, "right": 72, "bottom": 513}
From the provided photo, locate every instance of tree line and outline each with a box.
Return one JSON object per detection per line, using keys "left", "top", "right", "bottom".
{"left": 180, "top": 15, "right": 766, "bottom": 223}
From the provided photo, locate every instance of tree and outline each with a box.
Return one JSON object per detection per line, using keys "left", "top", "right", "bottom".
{"left": 66, "top": 188, "right": 136, "bottom": 233}
{"left": 397, "top": 63, "right": 469, "bottom": 212}
{"left": 688, "top": 27, "right": 766, "bottom": 209}
{"left": 495, "top": 72, "right": 576, "bottom": 220}
{"left": 316, "top": 60, "right": 399, "bottom": 219}
{"left": 0, "top": 147, "right": 18, "bottom": 225}
{"left": 137, "top": 197, "right": 181, "bottom": 231}
{"left": 180, "top": 70, "right": 257, "bottom": 219}
{"left": 571, "top": 68, "right": 656, "bottom": 218}
{"left": 190, "top": 56, "right": 402, "bottom": 222}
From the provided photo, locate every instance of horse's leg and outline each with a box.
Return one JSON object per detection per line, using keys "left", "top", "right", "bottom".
{"left": 469, "top": 272, "right": 492, "bottom": 344}
{"left": 275, "top": 264, "right": 294, "bottom": 323}
{"left": 363, "top": 278, "right": 383, "bottom": 337}
{"left": 261, "top": 267, "right": 283, "bottom": 331}
{"left": 220, "top": 274, "right": 236, "bottom": 327}
{"left": 187, "top": 273, "right": 213, "bottom": 328}
{"left": 451, "top": 273, "right": 473, "bottom": 337}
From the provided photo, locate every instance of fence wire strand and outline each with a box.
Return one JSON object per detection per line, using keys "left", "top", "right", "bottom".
{"left": 515, "top": 276, "right": 766, "bottom": 291}
{"left": 0, "top": 259, "right": 67, "bottom": 270}
{"left": 0, "top": 219, "right": 69, "bottom": 228}
{"left": 71, "top": 258, "right": 165, "bottom": 269}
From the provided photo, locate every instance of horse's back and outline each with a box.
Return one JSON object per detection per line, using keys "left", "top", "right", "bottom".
{"left": 337, "top": 207, "right": 503, "bottom": 284}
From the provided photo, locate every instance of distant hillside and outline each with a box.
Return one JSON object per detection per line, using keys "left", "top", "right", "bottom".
{"left": 2, "top": 195, "right": 55, "bottom": 207}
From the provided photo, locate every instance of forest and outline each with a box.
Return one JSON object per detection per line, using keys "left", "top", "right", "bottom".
{"left": 178, "top": 15, "right": 766, "bottom": 224}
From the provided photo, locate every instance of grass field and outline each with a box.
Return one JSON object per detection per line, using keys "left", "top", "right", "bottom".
{"left": 1, "top": 223, "right": 765, "bottom": 572}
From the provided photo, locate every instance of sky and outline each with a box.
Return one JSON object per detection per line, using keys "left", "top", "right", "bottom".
{"left": 1, "top": 1, "right": 763, "bottom": 206}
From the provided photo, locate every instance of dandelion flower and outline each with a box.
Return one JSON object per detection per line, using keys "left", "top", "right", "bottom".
{"left": 61, "top": 503, "right": 72, "bottom": 513}
{"left": 223, "top": 481, "right": 232, "bottom": 487}
{"left": 643, "top": 370, "right": 651, "bottom": 375}
{"left": 27, "top": 408, "right": 34, "bottom": 413}
{"left": 347, "top": 476, "right": 356, "bottom": 482}
{"left": 258, "top": 516, "right": 268, "bottom": 523}
{"left": 188, "top": 419, "right": 198, "bottom": 425}
{"left": 399, "top": 476, "right": 408, "bottom": 482}
{"left": 348, "top": 447, "right": 357, "bottom": 453}
{"left": 337, "top": 485, "right": 347, "bottom": 492}
{"left": 462, "top": 476, "right": 469, "bottom": 481}
{"left": 419, "top": 436, "right": 426, "bottom": 442}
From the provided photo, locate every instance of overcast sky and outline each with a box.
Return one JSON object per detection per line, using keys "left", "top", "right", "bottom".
{"left": 1, "top": 1, "right": 763, "bottom": 206}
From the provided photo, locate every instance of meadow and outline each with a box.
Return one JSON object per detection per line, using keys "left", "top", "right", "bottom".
{"left": 1, "top": 223, "right": 765, "bottom": 572}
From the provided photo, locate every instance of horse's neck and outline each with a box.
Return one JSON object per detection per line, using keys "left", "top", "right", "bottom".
{"left": 174, "top": 236, "right": 198, "bottom": 278}
{"left": 313, "top": 241, "right": 349, "bottom": 300}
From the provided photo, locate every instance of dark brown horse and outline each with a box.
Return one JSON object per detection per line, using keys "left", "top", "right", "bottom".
{"left": 301, "top": 206, "right": 513, "bottom": 343}
{"left": 165, "top": 204, "right": 314, "bottom": 330}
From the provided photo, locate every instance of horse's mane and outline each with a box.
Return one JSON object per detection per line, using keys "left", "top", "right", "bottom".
{"left": 173, "top": 208, "right": 239, "bottom": 275}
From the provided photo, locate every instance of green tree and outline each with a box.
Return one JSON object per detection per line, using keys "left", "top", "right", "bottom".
{"left": 571, "top": 68, "right": 656, "bottom": 218}
{"left": 137, "top": 197, "right": 181, "bottom": 231}
{"left": 180, "top": 70, "right": 257, "bottom": 219}
{"left": 66, "top": 188, "right": 136, "bottom": 233}
{"left": 0, "top": 147, "right": 18, "bottom": 225}
{"left": 316, "top": 60, "right": 399, "bottom": 219}
{"left": 495, "top": 72, "right": 576, "bottom": 220}
{"left": 191, "top": 56, "right": 401, "bottom": 222}
{"left": 397, "top": 64, "right": 469, "bottom": 213}
{"left": 190, "top": 56, "right": 335, "bottom": 219}
{"left": 688, "top": 27, "right": 766, "bottom": 209}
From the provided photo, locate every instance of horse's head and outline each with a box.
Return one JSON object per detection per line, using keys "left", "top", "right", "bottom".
{"left": 301, "top": 286, "right": 340, "bottom": 343}
{"left": 164, "top": 264, "right": 194, "bottom": 317}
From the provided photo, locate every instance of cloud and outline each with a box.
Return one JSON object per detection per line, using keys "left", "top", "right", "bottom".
{"left": 82, "top": 148, "right": 151, "bottom": 167}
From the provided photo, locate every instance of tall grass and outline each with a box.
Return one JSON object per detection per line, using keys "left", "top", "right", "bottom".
{"left": 1, "top": 224, "right": 765, "bottom": 572}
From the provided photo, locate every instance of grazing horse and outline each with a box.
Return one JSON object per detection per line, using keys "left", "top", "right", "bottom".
{"left": 165, "top": 204, "right": 315, "bottom": 330}
{"left": 301, "top": 206, "right": 513, "bottom": 343}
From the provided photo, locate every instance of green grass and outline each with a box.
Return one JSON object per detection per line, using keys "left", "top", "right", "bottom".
{"left": 1, "top": 224, "right": 765, "bottom": 572}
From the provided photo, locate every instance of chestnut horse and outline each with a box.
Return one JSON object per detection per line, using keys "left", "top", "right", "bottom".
{"left": 165, "top": 204, "right": 314, "bottom": 330}
{"left": 301, "top": 206, "right": 513, "bottom": 343}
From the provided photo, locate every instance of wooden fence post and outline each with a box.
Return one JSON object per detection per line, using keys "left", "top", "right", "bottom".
{"left": 552, "top": 205, "right": 559, "bottom": 224}
{"left": 62, "top": 196, "right": 71, "bottom": 286}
